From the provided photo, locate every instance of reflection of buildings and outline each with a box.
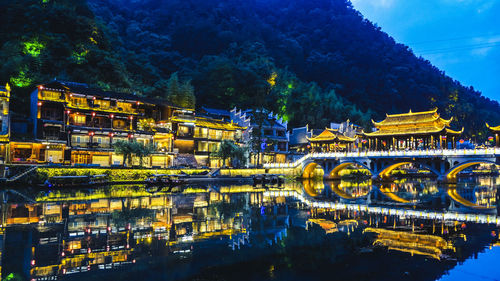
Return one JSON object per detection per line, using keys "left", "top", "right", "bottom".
{"left": 308, "top": 207, "right": 458, "bottom": 260}
{"left": 0, "top": 185, "right": 296, "bottom": 280}
{"left": 364, "top": 228, "right": 454, "bottom": 260}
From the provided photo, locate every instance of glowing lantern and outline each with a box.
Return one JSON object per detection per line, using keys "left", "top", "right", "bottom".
{"left": 488, "top": 136, "right": 494, "bottom": 142}
{"left": 459, "top": 139, "right": 464, "bottom": 144}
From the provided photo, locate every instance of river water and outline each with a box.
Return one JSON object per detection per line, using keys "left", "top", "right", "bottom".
{"left": 1, "top": 176, "right": 500, "bottom": 281}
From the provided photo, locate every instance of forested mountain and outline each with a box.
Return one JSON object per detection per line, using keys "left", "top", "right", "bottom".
{"left": 1, "top": 0, "right": 499, "bottom": 140}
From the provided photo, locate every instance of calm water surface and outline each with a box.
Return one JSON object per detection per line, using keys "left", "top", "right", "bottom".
{"left": 1, "top": 177, "right": 500, "bottom": 281}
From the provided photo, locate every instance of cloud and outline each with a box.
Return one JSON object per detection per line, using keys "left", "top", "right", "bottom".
{"left": 350, "top": 0, "right": 396, "bottom": 9}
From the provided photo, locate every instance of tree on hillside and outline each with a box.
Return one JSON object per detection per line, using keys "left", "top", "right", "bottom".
{"left": 165, "top": 72, "right": 195, "bottom": 108}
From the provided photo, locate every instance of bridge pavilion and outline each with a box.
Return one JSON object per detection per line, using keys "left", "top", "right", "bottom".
{"left": 364, "top": 109, "right": 463, "bottom": 151}
{"left": 486, "top": 123, "right": 500, "bottom": 147}
{"left": 307, "top": 128, "right": 356, "bottom": 152}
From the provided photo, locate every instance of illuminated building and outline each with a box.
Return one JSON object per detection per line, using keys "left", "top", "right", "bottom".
{"left": 169, "top": 108, "right": 247, "bottom": 167}
{"left": 307, "top": 128, "right": 356, "bottom": 152}
{"left": 193, "top": 117, "right": 245, "bottom": 167}
{"left": 486, "top": 123, "right": 500, "bottom": 147}
{"left": 231, "top": 108, "right": 289, "bottom": 164}
{"left": 0, "top": 84, "right": 10, "bottom": 164}
{"left": 25, "top": 81, "right": 184, "bottom": 166}
{"left": 365, "top": 108, "right": 463, "bottom": 151}
{"left": 288, "top": 125, "right": 312, "bottom": 155}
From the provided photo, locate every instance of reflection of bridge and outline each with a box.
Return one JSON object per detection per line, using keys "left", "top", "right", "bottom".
{"left": 264, "top": 190, "right": 500, "bottom": 225}
{"left": 301, "top": 181, "right": 496, "bottom": 212}
{"left": 265, "top": 149, "right": 500, "bottom": 183}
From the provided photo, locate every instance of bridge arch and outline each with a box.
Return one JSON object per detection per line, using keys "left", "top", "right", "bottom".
{"left": 445, "top": 160, "right": 498, "bottom": 182}
{"left": 328, "top": 182, "right": 370, "bottom": 200}
{"left": 302, "top": 179, "right": 323, "bottom": 197}
{"left": 328, "top": 161, "right": 372, "bottom": 179}
{"left": 302, "top": 161, "right": 323, "bottom": 179}
{"left": 447, "top": 188, "right": 496, "bottom": 210}
{"left": 376, "top": 161, "right": 442, "bottom": 180}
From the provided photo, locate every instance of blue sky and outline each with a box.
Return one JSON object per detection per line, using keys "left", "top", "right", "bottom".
{"left": 350, "top": 0, "right": 500, "bottom": 102}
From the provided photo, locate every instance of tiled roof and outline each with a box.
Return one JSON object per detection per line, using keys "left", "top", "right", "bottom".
{"left": 486, "top": 123, "right": 500, "bottom": 132}
{"left": 366, "top": 109, "right": 461, "bottom": 137}
{"left": 195, "top": 117, "right": 246, "bottom": 131}
{"left": 307, "top": 129, "right": 355, "bottom": 142}
{"left": 372, "top": 108, "right": 451, "bottom": 127}
{"left": 40, "top": 81, "right": 179, "bottom": 108}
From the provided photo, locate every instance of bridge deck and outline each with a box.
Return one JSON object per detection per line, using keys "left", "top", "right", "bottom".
{"left": 265, "top": 148, "right": 500, "bottom": 169}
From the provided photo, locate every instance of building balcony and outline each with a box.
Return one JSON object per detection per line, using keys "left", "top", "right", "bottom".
{"left": 71, "top": 142, "right": 113, "bottom": 149}
{"left": 66, "top": 104, "right": 142, "bottom": 115}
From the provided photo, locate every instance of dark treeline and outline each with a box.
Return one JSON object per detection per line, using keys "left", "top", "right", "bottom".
{"left": 1, "top": 0, "right": 499, "bottom": 140}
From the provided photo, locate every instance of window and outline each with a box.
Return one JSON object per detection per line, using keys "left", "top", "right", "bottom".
{"left": 117, "top": 102, "right": 132, "bottom": 112}
{"left": 277, "top": 130, "right": 285, "bottom": 137}
{"left": 178, "top": 125, "right": 191, "bottom": 137}
{"left": 215, "top": 130, "right": 223, "bottom": 140}
{"left": 44, "top": 127, "right": 60, "bottom": 139}
{"left": 195, "top": 127, "right": 208, "bottom": 138}
{"left": 197, "top": 141, "right": 208, "bottom": 152}
{"left": 94, "top": 99, "right": 110, "bottom": 109}
{"left": 278, "top": 142, "right": 287, "bottom": 151}
{"left": 208, "top": 142, "right": 219, "bottom": 152}
{"left": 42, "top": 90, "right": 63, "bottom": 101}
{"left": 113, "top": 119, "right": 127, "bottom": 129}
{"left": 71, "top": 97, "right": 87, "bottom": 107}
{"left": 72, "top": 114, "right": 86, "bottom": 125}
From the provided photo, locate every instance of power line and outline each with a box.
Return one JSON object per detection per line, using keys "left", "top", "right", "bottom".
{"left": 407, "top": 33, "right": 500, "bottom": 46}
{"left": 416, "top": 41, "right": 500, "bottom": 55}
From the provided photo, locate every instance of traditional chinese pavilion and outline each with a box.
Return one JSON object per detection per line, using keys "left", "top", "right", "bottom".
{"left": 307, "top": 128, "right": 355, "bottom": 152}
{"left": 365, "top": 109, "right": 463, "bottom": 150}
{"left": 486, "top": 123, "right": 500, "bottom": 147}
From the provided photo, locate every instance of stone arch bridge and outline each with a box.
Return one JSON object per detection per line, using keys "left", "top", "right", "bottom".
{"left": 265, "top": 149, "right": 500, "bottom": 183}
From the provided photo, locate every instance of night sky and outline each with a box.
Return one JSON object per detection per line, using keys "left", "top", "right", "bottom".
{"left": 351, "top": 0, "right": 500, "bottom": 102}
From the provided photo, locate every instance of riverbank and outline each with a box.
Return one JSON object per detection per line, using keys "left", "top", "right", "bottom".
{"left": 5, "top": 165, "right": 303, "bottom": 185}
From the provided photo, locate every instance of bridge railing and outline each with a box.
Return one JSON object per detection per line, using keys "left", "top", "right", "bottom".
{"left": 263, "top": 148, "right": 498, "bottom": 169}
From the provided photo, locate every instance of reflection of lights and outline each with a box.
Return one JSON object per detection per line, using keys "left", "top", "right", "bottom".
{"left": 180, "top": 235, "right": 194, "bottom": 242}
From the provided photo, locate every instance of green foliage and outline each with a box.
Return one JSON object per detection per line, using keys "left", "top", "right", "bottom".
{"left": 10, "top": 67, "right": 32, "bottom": 87}
{"left": 113, "top": 140, "right": 154, "bottom": 167}
{"left": 132, "top": 141, "right": 154, "bottom": 167}
{"left": 2, "top": 273, "right": 23, "bottom": 281}
{"left": 113, "top": 140, "right": 135, "bottom": 167}
{"left": 2, "top": 0, "right": 500, "bottom": 139}
{"left": 72, "top": 49, "right": 88, "bottom": 64}
{"left": 23, "top": 39, "right": 45, "bottom": 57}
{"left": 212, "top": 139, "right": 248, "bottom": 167}
{"left": 164, "top": 72, "right": 196, "bottom": 108}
